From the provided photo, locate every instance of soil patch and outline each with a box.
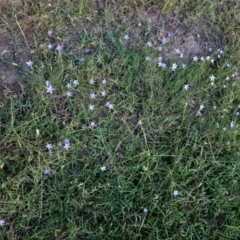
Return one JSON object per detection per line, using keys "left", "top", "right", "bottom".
{"left": 123, "top": 7, "right": 226, "bottom": 59}
{"left": 72, "top": 3, "right": 226, "bottom": 63}
{"left": 0, "top": 27, "right": 31, "bottom": 94}
{"left": 7, "top": 0, "right": 23, "bottom": 8}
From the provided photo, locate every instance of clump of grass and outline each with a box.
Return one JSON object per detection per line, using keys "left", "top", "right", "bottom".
{"left": 1, "top": 1, "right": 240, "bottom": 239}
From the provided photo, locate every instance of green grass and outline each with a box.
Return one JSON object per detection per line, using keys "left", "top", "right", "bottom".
{"left": 1, "top": 0, "right": 240, "bottom": 239}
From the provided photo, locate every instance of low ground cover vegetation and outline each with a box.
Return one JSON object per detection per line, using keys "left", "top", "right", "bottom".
{"left": 1, "top": 0, "right": 240, "bottom": 239}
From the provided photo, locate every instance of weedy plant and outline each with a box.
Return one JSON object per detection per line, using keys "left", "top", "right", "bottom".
{"left": 1, "top": 0, "right": 240, "bottom": 239}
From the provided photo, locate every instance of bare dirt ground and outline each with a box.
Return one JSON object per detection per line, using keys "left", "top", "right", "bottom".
{"left": 0, "top": 1, "right": 33, "bottom": 94}
{"left": 0, "top": 30, "right": 20, "bottom": 94}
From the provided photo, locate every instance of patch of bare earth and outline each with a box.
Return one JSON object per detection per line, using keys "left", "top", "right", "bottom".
{"left": 7, "top": 0, "right": 23, "bottom": 8}
{"left": 0, "top": 30, "right": 21, "bottom": 94}
{"left": 81, "top": 2, "right": 226, "bottom": 61}
{"left": 123, "top": 7, "right": 225, "bottom": 60}
{"left": 0, "top": 12, "right": 32, "bottom": 94}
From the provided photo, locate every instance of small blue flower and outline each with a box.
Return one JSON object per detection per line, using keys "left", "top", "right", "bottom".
{"left": 162, "top": 37, "right": 168, "bottom": 44}
{"left": 89, "top": 79, "right": 95, "bottom": 85}
{"left": 46, "top": 143, "right": 53, "bottom": 150}
{"left": 100, "top": 166, "right": 106, "bottom": 172}
{"left": 56, "top": 44, "right": 63, "bottom": 52}
{"left": 124, "top": 35, "right": 130, "bottom": 41}
{"left": 210, "top": 75, "right": 216, "bottom": 82}
{"left": 66, "top": 91, "right": 72, "bottom": 97}
{"left": 193, "top": 56, "right": 198, "bottom": 62}
{"left": 158, "top": 62, "right": 166, "bottom": 68}
{"left": 46, "top": 84, "right": 55, "bottom": 94}
{"left": 146, "top": 41, "right": 152, "bottom": 47}
{"left": 173, "top": 190, "right": 179, "bottom": 197}
{"left": 73, "top": 79, "right": 79, "bottom": 86}
{"left": 47, "top": 43, "right": 53, "bottom": 50}
{"left": 175, "top": 48, "right": 181, "bottom": 55}
{"left": 90, "top": 122, "right": 97, "bottom": 128}
{"left": 43, "top": 168, "right": 50, "bottom": 175}
{"left": 171, "top": 63, "right": 177, "bottom": 71}
{"left": 64, "top": 143, "right": 70, "bottom": 150}
{"left": 47, "top": 29, "right": 53, "bottom": 36}
{"left": 0, "top": 219, "right": 5, "bottom": 226}
{"left": 90, "top": 93, "right": 96, "bottom": 99}
{"left": 157, "top": 45, "right": 163, "bottom": 51}
{"left": 145, "top": 56, "right": 151, "bottom": 61}
{"left": 66, "top": 83, "right": 72, "bottom": 89}
{"left": 106, "top": 102, "right": 113, "bottom": 109}
{"left": 63, "top": 139, "right": 70, "bottom": 150}
{"left": 89, "top": 104, "right": 95, "bottom": 111}
{"left": 26, "top": 60, "right": 34, "bottom": 67}
{"left": 101, "top": 91, "right": 106, "bottom": 97}
{"left": 143, "top": 208, "right": 148, "bottom": 213}
{"left": 64, "top": 138, "right": 70, "bottom": 144}
{"left": 199, "top": 104, "right": 204, "bottom": 111}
